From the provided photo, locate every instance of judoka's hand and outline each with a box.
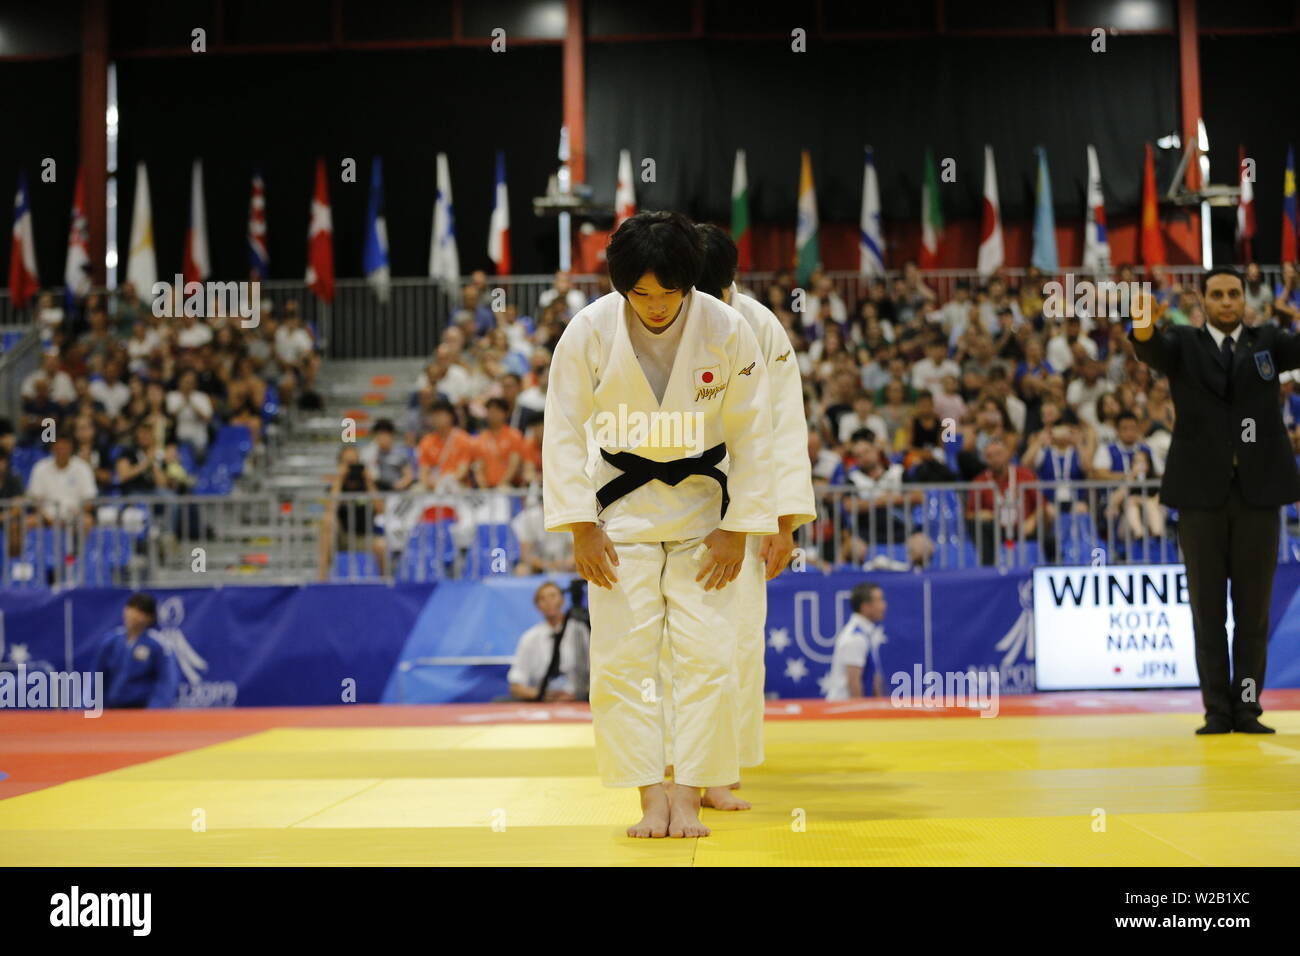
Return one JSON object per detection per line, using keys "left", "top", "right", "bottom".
{"left": 573, "top": 522, "right": 619, "bottom": 589}
{"left": 759, "top": 526, "right": 797, "bottom": 580}
{"left": 696, "top": 529, "right": 747, "bottom": 591}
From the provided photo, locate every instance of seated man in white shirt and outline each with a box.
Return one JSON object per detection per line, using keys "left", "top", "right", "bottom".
{"left": 536, "top": 271, "right": 590, "bottom": 319}
{"left": 25, "top": 435, "right": 97, "bottom": 530}
{"left": 825, "top": 581, "right": 887, "bottom": 700}
{"left": 507, "top": 581, "right": 590, "bottom": 702}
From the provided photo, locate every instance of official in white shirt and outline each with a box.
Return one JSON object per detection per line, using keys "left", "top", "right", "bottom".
{"left": 25, "top": 435, "right": 98, "bottom": 527}
{"left": 825, "top": 581, "right": 887, "bottom": 700}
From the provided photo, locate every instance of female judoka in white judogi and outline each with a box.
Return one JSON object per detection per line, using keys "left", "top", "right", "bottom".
{"left": 543, "top": 212, "right": 775, "bottom": 838}
{"left": 660, "top": 224, "right": 817, "bottom": 812}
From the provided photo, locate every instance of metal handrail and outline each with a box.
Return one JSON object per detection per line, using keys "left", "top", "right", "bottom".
{"left": 2, "top": 478, "right": 1293, "bottom": 589}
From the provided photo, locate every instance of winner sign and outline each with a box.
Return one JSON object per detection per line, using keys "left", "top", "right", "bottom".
{"left": 1033, "top": 564, "right": 1233, "bottom": 690}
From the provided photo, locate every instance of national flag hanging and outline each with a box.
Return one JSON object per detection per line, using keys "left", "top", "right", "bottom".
{"left": 8, "top": 171, "right": 39, "bottom": 308}
{"left": 795, "top": 150, "right": 820, "bottom": 287}
{"left": 363, "top": 157, "right": 391, "bottom": 304}
{"left": 731, "top": 149, "right": 752, "bottom": 272}
{"left": 1082, "top": 144, "right": 1111, "bottom": 276}
{"left": 305, "top": 158, "right": 335, "bottom": 304}
{"left": 182, "top": 159, "right": 210, "bottom": 286}
{"left": 919, "top": 148, "right": 944, "bottom": 270}
{"left": 1283, "top": 145, "right": 1298, "bottom": 265}
{"left": 977, "top": 145, "right": 1003, "bottom": 279}
{"left": 1030, "top": 146, "right": 1058, "bottom": 274}
{"left": 859, "top": 146, "right": 884, "bottom": 277}
{"left": 64, "top": 166, "right": 91, "bottom": 307}
{"left": 1234, "top": 145, "right": 1254, "bottom": 263}
{"left": 248, "top": 170, "right": 269, "bottom": 280}
{"left": 429, "top": 152, "right": 460, "bottom": 287}
{"left": 488, "top": 151, "right": 511, "bottom": 276}
{"left": 126, "top": 161, "right": 157, "bottom": 294}
{"left": 615, "top": 149, "right": 637, "bottom": 229}
{"left": 1140, "top": 143, "right": 1166, "bottom": 267}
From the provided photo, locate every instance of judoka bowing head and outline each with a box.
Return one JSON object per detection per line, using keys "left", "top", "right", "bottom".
{"left": 608, "top": 211, "right": 705, "bottom": 332}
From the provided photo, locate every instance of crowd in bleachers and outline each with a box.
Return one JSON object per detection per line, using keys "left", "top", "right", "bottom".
{"left": 336, "top": 258, "right": 1300, "bottom": 577}
{"left": 1, "top": 282, "right": 313, "bottom": 576}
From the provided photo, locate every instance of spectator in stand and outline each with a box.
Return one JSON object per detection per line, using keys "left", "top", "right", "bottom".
{"left": 966, "top": 435, "right": 1052, "bottom": 565}
{"left": 361, "top": 419, "right": 415, "bottom": 492}
{"left": 115, "top": 422, "right": 167, "bottom": 496}
{"left": 89, "top": 357, "right": 131, "bottom": 418}
{"left": 537, "top": 271, "right": 590, "bottom": 319}
{"left": 175, "top": 312, "right": 214, "bottom": 350}
{"left": 21, "top": 350, "right": 77, "bottom": 406}
{"left": 1275, "top": 261, "right": 1300, "bottom": 325}
{"left": 25, "top": 434, "right": 96, "bottom": 530}
{"left": 19, "top": 377, "right": 65, "bottom": 446}
{"left": 979, "top": 277, "right": 1023, "bottom": 334}
{"left": 911, "top": 337, "right": 961, "bottom": 397}
{"left": 1091, "top": 411, "right": 1154, "bottom": 480}
{"left": 473, "top": 397, "right": 524, "bottom": 490}
{"left": 512, "top": 491, "right": 576, "bottom": 575}
{"left": 929, "top": 279, "right": 974, "bottom": 347}
{"left": 225, "top": 356, "right": 266, "bottom": 443}
{"left": 837, "top": 391, "right": 889, "bottom": 447}
{"left": 1243, "top": 262, "right": 1273, "bottom": 324}
{"left": 167, "top": 370, "right": 214, "bottom": 456}
{"left": 1065, "top": 358, "right": 1113, "bottom": 426}
{"left": 933, "top": 373, "right": 967, "bottom": 427}
{"left": 1046, "top": 314, "right": 1098, "bottom": 373}
{"left": 73, "top": 416, "right": 113, "bottom": 489}
{"left": 416, "top": 401, "right": 475, "bottom": 491}
{"left": 318, "top": 444, "right": 380, "bottom": 580}
{"left": 457, "top": 283, "right": 496, "bottom": 335}
{"left": 275, "top": 302, "right": 319, "bottom": 405}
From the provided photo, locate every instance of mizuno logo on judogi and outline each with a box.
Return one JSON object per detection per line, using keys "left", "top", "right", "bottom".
{"left": 775, "top": 350, "right": 791, "bottom": 362}
{"left": 694, "top": 365, "right": 726, "bottom": 401}
{"left": 738, "top": 361, "right": 756, "bottom": 376}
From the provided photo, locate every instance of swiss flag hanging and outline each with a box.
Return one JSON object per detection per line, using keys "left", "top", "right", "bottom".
{"left": 305, "top": 158, "right": 334, "bottom": 303}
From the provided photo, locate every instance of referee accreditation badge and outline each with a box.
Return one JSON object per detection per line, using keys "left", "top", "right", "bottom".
{"left": 1255, "top": 351, "right": 1275, "bottom": 381}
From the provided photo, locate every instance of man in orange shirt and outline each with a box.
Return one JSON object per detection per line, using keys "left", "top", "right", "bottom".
{"left": 416, "top": 400, "right": 474, "bottom": 490}
{"left": 473, "top": 397, "right": 524, "bottom": 489}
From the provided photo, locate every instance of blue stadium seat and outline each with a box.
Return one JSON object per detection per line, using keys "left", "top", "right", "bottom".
{"left": 472, "top": 523, "right": 521, "bottom": 577}
{"left": 262, "top": 384, "right": 280, "bottom": 423}
{"left": 397, "top": 521, "right": 457, "bottom": 581}
{"left": 1055, "top": 512, "right": 1100, "bottom": 564}
{"left": 332, "top": 550, "right": 380, "bottom": 579}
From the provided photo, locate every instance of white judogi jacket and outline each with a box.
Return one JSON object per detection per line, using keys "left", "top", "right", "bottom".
{"left": 729, "top": 284, "right": 817, "bottom": 530}
{"left": 544, "top": 291, "right": 776, "bottom": 543}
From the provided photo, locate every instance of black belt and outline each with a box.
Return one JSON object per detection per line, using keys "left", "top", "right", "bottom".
{"left": 596, "top": 443, "right": 730, "bottom": 518}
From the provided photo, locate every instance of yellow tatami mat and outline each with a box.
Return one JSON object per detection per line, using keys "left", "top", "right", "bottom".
{"left": 2, "top": 712, "right": 1298, "bottom": 866}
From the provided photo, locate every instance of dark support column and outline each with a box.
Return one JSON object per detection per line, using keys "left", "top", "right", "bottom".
{"left": 80, "top": 0, "right": 108, "bottom": 285}
{"left": 564, "top": 0, "right": 585, "bottom": 185}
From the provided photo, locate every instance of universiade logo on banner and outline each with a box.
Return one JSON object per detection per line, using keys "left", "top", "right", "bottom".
{"left": 590, "top": 404, "right": 707, "bottom": 456}
{"left": 151, "top": 274, "right": 261, "bottom": 328}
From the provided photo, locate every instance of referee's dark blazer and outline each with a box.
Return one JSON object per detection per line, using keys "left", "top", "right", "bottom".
{"left": 1130, "top": 322, "right": 1300, "bottom": 509}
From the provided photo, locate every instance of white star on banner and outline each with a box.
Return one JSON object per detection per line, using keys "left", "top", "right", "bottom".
{"left": 768, "top": 627, "right": 791, "bottom": 652}
{"left": 785, "top": 658, "right": 808, "bottom": 682}
{"left": 9, "top": 643, "right": 30, "bottom": 664}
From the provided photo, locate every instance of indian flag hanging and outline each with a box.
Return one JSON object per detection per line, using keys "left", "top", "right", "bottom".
{"left": 795, "top": 149, "right": 820, "bottom": 287}
{"left": 731, "top": 149, "right": 752, "bottom": 272}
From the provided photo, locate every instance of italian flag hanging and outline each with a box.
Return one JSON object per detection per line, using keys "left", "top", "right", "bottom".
{"left": 731, "top": 149, "right": 752, "bottom": 272}
{"left": 920, "top": 148, "right": 944, "bottom": 269}
{"left": 795, "top": 149, "right": 820, "bottom": 287}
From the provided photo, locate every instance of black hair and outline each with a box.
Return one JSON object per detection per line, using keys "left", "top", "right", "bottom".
{"left": 850, "top": 428, "right": 876, "bottom": 445}
{"left": 1116, "top": 410, "right": 1139, "bottom": 426}
{"left": 373, "top": 419, "right": 395, "bottom": 434}
{"left": 606, "top": 211, "right": 703, "bottom": 296}
{"left": 126, "top": 592, "right": 157, "bottom": 621}
{"left": 1201, "top": 265, "right": 1244, "bottom": 293}
{"left": 429, "top": 399, "right": 455, "bottom": 418}
{"left": 850, "top": 581, "right": 882, "bottom": 613}
{"left": 485, "top": 397, "right": 509, "bottom": 414}
{"left": 694, "top": 223, "right": 739, "bottom": 299}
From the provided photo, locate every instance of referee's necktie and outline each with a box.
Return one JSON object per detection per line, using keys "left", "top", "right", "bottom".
{"left": 1221, "top": 334, "right": 1234, "bottom": 368}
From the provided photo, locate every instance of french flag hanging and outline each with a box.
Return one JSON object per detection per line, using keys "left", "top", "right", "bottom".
{"left": 248, "top": 170, "right": 269, "bottom": 280}
{"left": 182, "top": 159, "right": 210, "bottom": 286}
{"left": 9, "top": 171, "right": 39, "bottom": 309}
{"left": 488, "top": 150, "right": 511, "bottom": 276}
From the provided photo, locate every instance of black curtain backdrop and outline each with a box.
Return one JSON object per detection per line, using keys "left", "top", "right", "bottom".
{"left": 1201, "top": 34, "right": 1300, "bottom": 266}
{"left": 585, "top": 36, "right": 1181, "bottom": 230}
{"left": 0, "top": 59, "right": 80, "bottom": 293}
{"left": 114, "top": 47, "right": 563, "bottom": 283}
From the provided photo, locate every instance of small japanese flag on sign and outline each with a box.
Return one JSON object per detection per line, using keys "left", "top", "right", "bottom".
{"left": 694, "top": 366, "right": 721, "bottom": 388}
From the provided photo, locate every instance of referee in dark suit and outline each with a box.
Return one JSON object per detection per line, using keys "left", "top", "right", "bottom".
{"left": 1129, "top": 266, "right": 1300, "bottom": 734}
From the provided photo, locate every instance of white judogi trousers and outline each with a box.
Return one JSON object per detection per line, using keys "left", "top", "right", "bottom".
{"left": 587, "top": 537, "right": 743, "bottom": 789}
{"left": 662, "top": 534, "right": 767, "bottom": 773}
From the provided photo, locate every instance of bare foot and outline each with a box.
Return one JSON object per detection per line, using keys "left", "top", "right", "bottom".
{"left": 702, "top": 785, "right": 751, "bottom": 810}
{"left": 668, "top": 784, "right": 711, "bottom": 837}
{"left": 627, "top": 783, "right": 671, "bottom": 838}
{"left": 728, "top": 780, "right": 741, "bottom": 791}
